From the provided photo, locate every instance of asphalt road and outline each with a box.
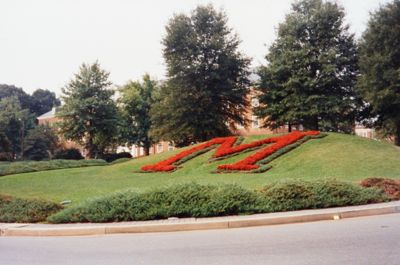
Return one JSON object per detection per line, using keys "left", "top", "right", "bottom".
{"left": 1, "top": 213, "right": 400, "bottom": 265}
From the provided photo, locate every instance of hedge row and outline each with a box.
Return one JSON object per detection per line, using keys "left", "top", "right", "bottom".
{"left": 0, "top": 159, "right": 107, "bottom": 177}
{"left": 48, "top": 180, "right": 388, "bottom": 223}
{"left": 0, "top": 195, "right": 62, "bottom": 223}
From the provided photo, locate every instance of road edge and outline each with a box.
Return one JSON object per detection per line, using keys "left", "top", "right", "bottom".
{"left": 1, "top": 201, "right": 400, "bottom": 237}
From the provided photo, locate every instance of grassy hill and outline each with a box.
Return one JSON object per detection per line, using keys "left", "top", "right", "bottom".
{"left": 0, "top": 133, "right": 399, "bottom": 203}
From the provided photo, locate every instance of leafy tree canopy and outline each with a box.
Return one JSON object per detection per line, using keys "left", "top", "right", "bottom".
{"left": 57, "top": 62, "right": 119, "bottom": 158}
{"left": 118, "top": 74, "right": 157, "bottom": 155}
{"left": 30, "top": 89, "right": 61, "bottom": 116}
{"left": 0, "top": 84, "right": 60, "bottom": 116}
{"left": 151, "top": 4, "right": 251, "bottom": 146}
{"left": 357, "top": 0, "right": 400, "bottom": 145}
{"left": 23, "top": 125, "right": 59, "bottom": 161}
{"left": 0, "top": 97, "right": 34, "bottom": 159}
{"left": 256, "top": 0, "right": 359, "bottom": 132}
{"left": 0, "top": 84, "right": 31, "bottom": 110}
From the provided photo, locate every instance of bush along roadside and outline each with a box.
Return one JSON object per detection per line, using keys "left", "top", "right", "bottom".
{"left": 47, "top": 180, "right": 388, "bottom": 224}
{"left": 0, "top": 195, "right": 62, "bottom": 223}
{"left": 0, "top": 159, "right": 107, "bottom": 177}
{"left": 360, "top": 177, "right": 400, "bottom": 200}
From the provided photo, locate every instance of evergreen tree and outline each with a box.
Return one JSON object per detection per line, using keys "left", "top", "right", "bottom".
{"left": 151, "top": 5, "right": 250, "bottom": 146}
{"left": 357, "top": 0, "right": 400, "bottom": 145}
{"left": 57, "top": 62, "right": 119, "bottom": 158}
{"left": 119, "top": 74, "right": 157, "bottom": 156}
{"left": 256, "top": 0, "right": 359, "bottom": 132}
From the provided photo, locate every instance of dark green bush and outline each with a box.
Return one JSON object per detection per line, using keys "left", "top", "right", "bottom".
{"left": 0, "top": 159, "right": 107, "bottom": 176}
{"left": 260, "top": 181, "right": 316, "bottom": 211}
{"left": 47, "top": 180, "right": 388, "bottom": 224}
{"left": 48, "top": 183, "right": 263, "bottom": 223}
{"left": 54, "top": 148, "right": 84, "bottom": 160}
{"left": 109, "top": 157, "right": 132, "bottom": 165}
{"left": 23, "top": 125, "right": 59, "bottom": 161}
{"left": 101, "top": 152, "right": 132, "bottom": 163}
{"left": 260, "top": 179, "right": 388, "bottom": 211}
{"left": 0, "top": 195, "right": 62, "bottom": 223}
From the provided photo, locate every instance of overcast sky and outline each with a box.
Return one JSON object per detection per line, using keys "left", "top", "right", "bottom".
{"left": 0, "top": 0, "right": 391, "bottom": 95}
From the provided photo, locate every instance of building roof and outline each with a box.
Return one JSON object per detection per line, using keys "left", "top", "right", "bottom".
{"left": 37, "top": 107, "right": 57, "bottom": 120}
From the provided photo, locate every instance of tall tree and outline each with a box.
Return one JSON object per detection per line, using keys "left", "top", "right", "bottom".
{"left": 30, "top": 89, "right": 61, "bottom": 116}
{"left": 0, "top": 97, "right": 34, "bottom": 159}
{"left": 256, "top": 0, "right": 359, "bottom": 132}
{"left": 118, "top": 74, "right": 157, "bottom": 156}
{"left": 151, "top": 5, "right": 250, "bottom": 146}
{"left": 357, "top": 0, "right": 400, "bottom": 145}
{"left": 57, "top": 62, "right": 119, "bottom": 158}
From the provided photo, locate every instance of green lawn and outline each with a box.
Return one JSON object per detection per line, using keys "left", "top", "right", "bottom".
{"left": 0, "top": 133, "right": 399, "bottom": 203}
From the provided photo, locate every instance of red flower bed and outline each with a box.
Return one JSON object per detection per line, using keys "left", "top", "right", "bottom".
{"left": 217, "top": 131, "right": 319, "bottom": 171}
{"left": 141, "top": 131, "right": 320, "bottom": 172}
{"left": 141, "top": 137, "right": 236, "bottom": 172}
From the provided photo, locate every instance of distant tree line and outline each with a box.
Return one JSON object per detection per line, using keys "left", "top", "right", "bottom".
{"left": 1, "top": 0, "right": 399, "bottom": 162}
{"left": 0, "top": 85, "right": 60, "bottom": 160}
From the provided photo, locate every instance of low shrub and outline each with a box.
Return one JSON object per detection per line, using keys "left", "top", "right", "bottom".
{"left": 260, "top": 179, "right": 388, "bottom": 211}
{"left": 48, "top": 180, "right": 388, "bottom": 224}
{"left": 0, "top": 159, "right": 107, "bottom": 176}
{"left": 48, "top": 183, "right": 263, "bottom": 223}
{"left": 0, "top": 195, "right": 62, "bottom": 223}
{"left": 109, "top": 157, "right": 132, "bottom": 165}
{"left": 54, "top": 148, "right": 84, "bottom": 160}
{"left": 101, "top": 152, "right": 132, "bottom": 163}
{"left": 0, "top": 152, "right": 12, "bottom": 161}
{"left": 360, "top": 177, "right": 400, "bottom": 200}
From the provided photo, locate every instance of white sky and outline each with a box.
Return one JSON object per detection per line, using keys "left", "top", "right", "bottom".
{"left": 0, "top": 0, "right": 391, "bottom": 95}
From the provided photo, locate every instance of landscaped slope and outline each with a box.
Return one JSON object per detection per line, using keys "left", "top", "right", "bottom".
{"left": 0, "top": 133, "right": 399, "bottom": 203}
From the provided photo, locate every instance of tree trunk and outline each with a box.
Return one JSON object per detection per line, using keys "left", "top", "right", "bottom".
{"left": 288, "top": 122, "right": 292, "bottom": 132}
{"left": 86, "top": 136, "right": 95, "bottom": 159}
{"left": 395, "top": 122, "right": 400, "bottom": 146}
{"left": 314, "top": 116, "right": 319, "bottom": 131}
{"left": 303, "top": 117, "right": 319, "bottom": 131}
{"left": 144, "top": 145, "right": 150, "bottom": 156}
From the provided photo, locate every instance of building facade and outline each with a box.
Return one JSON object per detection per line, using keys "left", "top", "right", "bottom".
{"left": 354, "top": 124, "right": 376, "bottom": 139}
{"left": 123, "top": 91, "right": 288, "bottom": 157}
{"left": 36, "top": 108, "right": 87, "bottom": 156}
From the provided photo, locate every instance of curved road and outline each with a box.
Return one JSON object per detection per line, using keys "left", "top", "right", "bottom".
{"left": 1, "top": 213, "right": 400, "bottom": 265}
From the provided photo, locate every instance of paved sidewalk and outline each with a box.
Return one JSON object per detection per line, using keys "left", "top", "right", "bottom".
{"left": 1, "top": 201, "right": 399, "bottom": 237}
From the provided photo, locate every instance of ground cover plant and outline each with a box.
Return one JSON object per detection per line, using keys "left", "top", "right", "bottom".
{"left": 47, "top": 180, "right": 388, "bottom": 223}
{"left": 0, "top": 194, "right": 62, "bottom": 223}
{"left": 0, "top": 133, "right": 400, "bottom": 203}
{"left": 0, "top": 159, "right": 107, "bottom": 177}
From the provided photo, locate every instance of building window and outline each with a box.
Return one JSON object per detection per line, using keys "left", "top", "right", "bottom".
{"left": 157, "top": 143, "right": 163, "bottom": 153}
{"left": 251, "top": 115, "right": 259, "bottom": 128}
{"left": 251, "top": 97, "right": 259, "bottom": 107}
{"left": 237, "top": 115, "right": 246, "bottom": 129}
{"left": 168, "top": 142, "right": 174, "bottom": 151}
{"left": 139, "top": 147, "right": 144, "bottom": 156}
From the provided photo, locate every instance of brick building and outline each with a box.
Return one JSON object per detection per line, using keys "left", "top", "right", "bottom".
{"left": 123, "top": 90, "right": 288, "bottom": 157}
{"left": 37, "top": 92, "right": 288, "bottom": 158}
{"left": 37, "top": 108, "right": 87, "bottom": 156}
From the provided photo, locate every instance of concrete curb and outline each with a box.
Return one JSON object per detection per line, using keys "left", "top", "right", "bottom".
{"left": 1, "top": 201, "right": 400, "bottom": 237}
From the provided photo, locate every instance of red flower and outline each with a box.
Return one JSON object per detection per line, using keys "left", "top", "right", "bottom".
{"left": 141, "top": 131, "right": 320, "bottom": 172}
